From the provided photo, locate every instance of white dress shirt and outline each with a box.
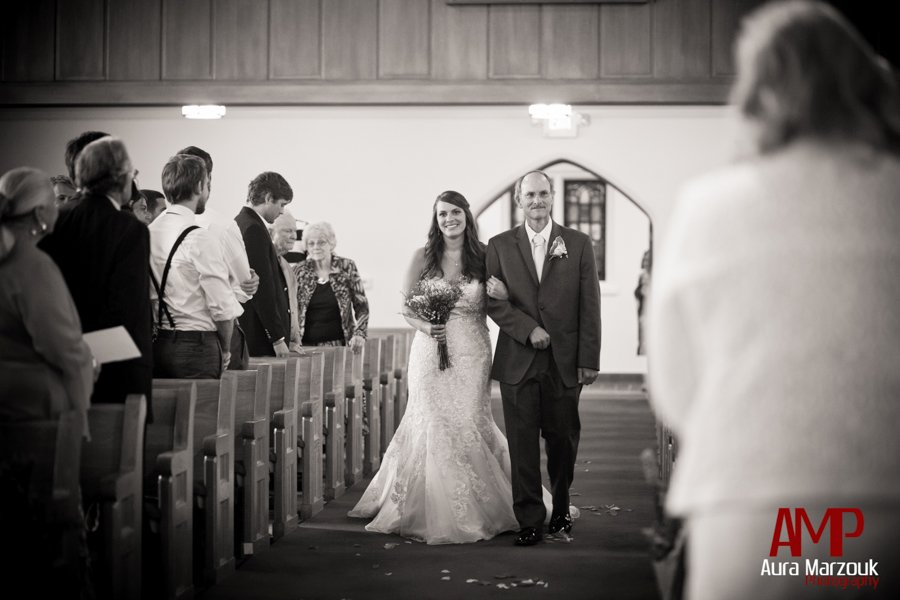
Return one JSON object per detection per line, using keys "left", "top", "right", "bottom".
{"left": 149, "top": 204, "right": 242, "bottom": 331}
{"left": 278, "top": 255, "right": 301, "bottom": 349}
{"left": 207, "top": 219, "right": 255, "bottom": 303}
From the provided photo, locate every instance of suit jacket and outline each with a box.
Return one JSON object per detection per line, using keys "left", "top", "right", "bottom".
{"left": 486, "top": 221, "right": 601, "bottom": 387}
{"left": 38, "top": 192, "right": 152, "bottom": 406}
{"left": 235, "top": 206, "right": 290, "bottom": 356}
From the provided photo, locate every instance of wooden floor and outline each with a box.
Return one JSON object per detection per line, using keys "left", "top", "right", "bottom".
{"left": 201, "top": 385, "right": 662, "bottom": 600}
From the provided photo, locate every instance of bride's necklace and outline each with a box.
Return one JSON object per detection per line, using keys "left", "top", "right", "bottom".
{"left": 445, "top": 249, "right": 462, "bottom": 268}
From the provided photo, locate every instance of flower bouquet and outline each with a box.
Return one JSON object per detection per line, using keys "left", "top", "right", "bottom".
{"left": 403, "top": 278, "right": 463, "bottom": 370}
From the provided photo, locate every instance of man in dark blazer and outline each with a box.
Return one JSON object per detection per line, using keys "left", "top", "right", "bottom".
{"left": 486, "top": 170, "right": 601, "bottom": 546}
{"left": 235, "top": 171, "right": 293, "bottom": 357}
{"left": 40, "top": 136, "right": 152, "bottom": 411}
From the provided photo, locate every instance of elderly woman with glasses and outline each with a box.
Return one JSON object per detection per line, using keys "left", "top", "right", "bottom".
{"left": 292, "top": 221, "right": 368, "bottom": 353}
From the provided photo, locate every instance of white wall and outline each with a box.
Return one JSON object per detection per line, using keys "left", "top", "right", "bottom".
{"left": 0, "top": 105, "right": 733, "bottom": 372}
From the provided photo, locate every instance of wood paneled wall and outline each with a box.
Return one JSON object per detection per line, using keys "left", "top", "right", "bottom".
{"left": 0, "top": 0, "right": 765, "bottom": 106}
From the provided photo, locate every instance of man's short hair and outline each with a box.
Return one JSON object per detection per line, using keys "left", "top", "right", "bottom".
{"left": 50, "top": 174, "right": 74, "bottom": 187}
{"left": 162, "top": 154, "right": 208, "bottom": 204}
{"left": 75, "top": 137, "right": 132, "bottom": 196}
{"left": 65, "top": 131, "right": 109, "bottom": 182}
{"left": 247, "top": 171, "right": 293, "bottom": 206}
{"left": 177, "top": 146, "right": 213, "bottom": 175}
{"left": 141, "top": 188, "right": 166, "bottom": 213}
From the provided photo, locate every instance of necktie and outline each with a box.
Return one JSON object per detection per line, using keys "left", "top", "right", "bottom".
{"left": 533, "top": 234, "right": 545, "bottom": 282}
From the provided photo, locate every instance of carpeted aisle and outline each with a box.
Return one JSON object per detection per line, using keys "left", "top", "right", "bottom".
{"left": 201, "top": 386, "right": 661, "bottom": 600}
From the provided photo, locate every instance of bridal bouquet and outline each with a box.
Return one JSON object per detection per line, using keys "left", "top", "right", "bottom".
{"left": 403, "top": 278, "right": 463, "bottom": 370}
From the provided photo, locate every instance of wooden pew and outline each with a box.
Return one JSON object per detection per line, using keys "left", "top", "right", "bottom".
{"left": 362, "top": 337, "right": 382, "bottom": 476}
{"left": 0, "top": 410, "right": 84, "bottom": 594}
{"left": 154, "top": 374, "right": 238, "bottom": 588}
{"left": 343, "top": 346, "right": 364, "bottom": 488}
{"left": 379, "top": 334, "right": 397, "bottom": 455}
{"left": 232, "top": 365, "right": 271, "bottom": 557}
{"left": 144, "top": 384, "right": 195, "bottom": 600}
{"left": 81, "top": 395, "right": 146, "bottom": 600}
{"left": 320, "top": 347, "right": 347, "bottom": 500}
{"left": 295, "top": 351, "right": 325, "bottom": 520}
{"left": 393, "top": 332, "right": 411, "bottom": 424}
{"left": 249, "top": 356, "right": 300, "bottom": 540}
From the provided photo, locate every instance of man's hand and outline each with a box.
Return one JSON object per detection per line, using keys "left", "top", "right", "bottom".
{"left": 528, "top": 327, "right": 551, "bottom": 349}
{"left": 241, "top": 268, "right": 260, "bottom": 297}
{"left": 578, "top": 367, "right": 599, "bottom": 385}
{"left": 222, "top": 351, "right": 232, "bottom": 370}
{"left": 274, "top": 339, "right": 290, "bottom": 357}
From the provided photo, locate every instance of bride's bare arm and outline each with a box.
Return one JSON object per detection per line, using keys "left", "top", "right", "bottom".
{"left": 401, "top": 248, "right": 433, "bottom": 335}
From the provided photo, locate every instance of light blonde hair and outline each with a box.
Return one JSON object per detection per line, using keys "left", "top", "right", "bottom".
{"left": 731, "top": 1, "right": 900, "bottom": 156}
{"left": 0, "top": 167, "right": 53, "bottom": 261}
{"left": 304, "top": 221, "right": 336, "bottom": 249}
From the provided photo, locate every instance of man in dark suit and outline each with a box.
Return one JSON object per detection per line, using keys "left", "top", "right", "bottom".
{"left": 486, "top": 170, "right": 601, "bottom": 546}
{"left": 40, "top": 136, "right": 152, "bottom": 410}
{"left": 235, "top": 171, "right": 293, "bottom": 357}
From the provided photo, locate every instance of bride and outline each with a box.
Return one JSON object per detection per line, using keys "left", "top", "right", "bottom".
{"left": 349, "top": 190, "right": 527, "bottom": 544}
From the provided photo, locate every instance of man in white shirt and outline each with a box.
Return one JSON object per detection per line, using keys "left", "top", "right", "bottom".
{"left": 179, "top": 145, "right": 259, "bottom": 369}
{"left": 149, "top": 154, "right": 242, "bottom": 378}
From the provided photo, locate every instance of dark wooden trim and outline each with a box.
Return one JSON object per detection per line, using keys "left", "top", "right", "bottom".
{"left": 0, "top": 79, "right": 731, "bottom": 106}
{"left": 447, "top": 1, "right": 648, "bottom": 4}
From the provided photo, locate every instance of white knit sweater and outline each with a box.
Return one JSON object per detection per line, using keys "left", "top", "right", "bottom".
{"left": 647, "top": 140, "right": 900, "bottom": 516}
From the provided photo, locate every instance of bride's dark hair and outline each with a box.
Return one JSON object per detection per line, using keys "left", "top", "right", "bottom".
{"left": 421, "top": 190, "right": 485, "bottom": 282}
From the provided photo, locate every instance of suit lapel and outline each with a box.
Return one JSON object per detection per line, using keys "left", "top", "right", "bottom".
{"left": 515, "top": 225, "right": 540, "bottom": 286}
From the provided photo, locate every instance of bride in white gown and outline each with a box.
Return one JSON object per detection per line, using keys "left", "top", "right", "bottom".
{"left": 349, "top": 191, "right": 538, "bottom": 544}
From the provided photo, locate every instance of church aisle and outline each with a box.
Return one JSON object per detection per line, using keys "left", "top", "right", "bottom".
{"left": 201, "top": 390, "right": 660, "bottom": 600}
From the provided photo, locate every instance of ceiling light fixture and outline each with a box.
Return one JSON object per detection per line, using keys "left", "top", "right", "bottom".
{"left": 528, "top": 103, "right": 589, "bottom": 138}
{"left": 182, "top": 105, "right": 226, "bottom": 119}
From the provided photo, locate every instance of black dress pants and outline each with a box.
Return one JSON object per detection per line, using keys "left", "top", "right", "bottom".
{"left": 500, "top": 349, "right": 581, "bottom": 532}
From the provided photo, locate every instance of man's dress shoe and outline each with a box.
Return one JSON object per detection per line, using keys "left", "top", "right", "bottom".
{"left": 514, "top": 527, "right": 542, "bottom": 546}
{"left": 548, "top": 513, "right": 573, "bottom": 535}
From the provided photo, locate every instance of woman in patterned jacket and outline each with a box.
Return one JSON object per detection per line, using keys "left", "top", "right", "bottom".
{"left": 293, "top": 221, "right": 368, "bottom": 352}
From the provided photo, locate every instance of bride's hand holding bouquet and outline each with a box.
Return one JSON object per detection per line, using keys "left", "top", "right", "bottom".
{"left": 403, "top": 278, "right": 463, "bottom": 370}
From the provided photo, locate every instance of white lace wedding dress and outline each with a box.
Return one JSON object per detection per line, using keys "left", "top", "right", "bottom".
{"left": 348, "top": 279, "right": 521, "bottom": 544}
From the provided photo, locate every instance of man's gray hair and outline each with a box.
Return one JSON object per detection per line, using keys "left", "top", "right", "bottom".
{"left": 75, "top": 137, "right": 132, "bottom": 195}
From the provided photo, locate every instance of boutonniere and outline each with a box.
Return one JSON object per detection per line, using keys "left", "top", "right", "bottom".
{"left": 548, "top": 236, "right": 568, "bottom": 260}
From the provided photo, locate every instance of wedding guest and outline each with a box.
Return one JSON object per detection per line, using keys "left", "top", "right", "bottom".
{"left": 293, "top": 221, "right": 368, "bottom": 353}
{"left": 141, "top": 188, "right": 166, "bottom": 223}
{"left": 634, "top": 249, "right": 651, "bottom": 355}
{"left": 178, "top": 145, "right": 258, "bottom": 369}
{"left": 64, "top": 130, "right": 108, "bottom": 184}
{"left": 150, "top": 154, "right": 241, "bottom": 378}
{"left": 272, "top": 211, "right": 302, "bottom": 352}
{"left": 647, "top": 3, "right": 900, "bottom": 599}
{"left": 39, "top": 137, "right": 152, "bottom": 410}
{"left": 50, "top": 175, "right": 76, "bottom": 206}
{"left": 235, "top": 172, "right": 293, "bottom": 357}
{"left": 0, "top": 168, "right": 93, "bottom": 435}
{"left": 123, "top": 180, "right": 154, "bottom": 225}
{"left": 282, "top": 220, "right": 308, "bottom": 264}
